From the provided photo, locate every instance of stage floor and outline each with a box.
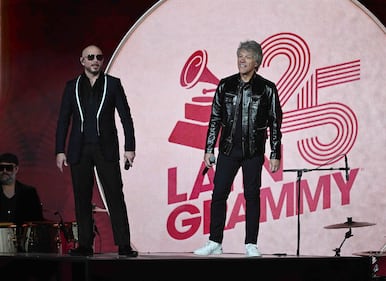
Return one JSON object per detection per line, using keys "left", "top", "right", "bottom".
{"left": 0, "top": 251, "right": 375, "bottom": 281}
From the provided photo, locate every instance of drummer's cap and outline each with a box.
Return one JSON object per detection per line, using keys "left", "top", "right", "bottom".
{"left": 0, "top": 153, "right": 19, "bottom": 165}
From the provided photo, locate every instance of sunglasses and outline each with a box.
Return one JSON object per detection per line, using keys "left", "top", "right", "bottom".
{"left": 86, "top": 54, "right": 104, "bottom": 61}
{"left": 0, "top": 164, "right": 16, "bottom": 172}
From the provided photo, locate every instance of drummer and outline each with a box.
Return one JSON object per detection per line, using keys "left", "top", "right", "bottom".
{"left": 0, "top": 152, "right": 44, "bottom": 224}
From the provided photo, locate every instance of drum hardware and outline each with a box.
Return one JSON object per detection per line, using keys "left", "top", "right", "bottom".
{"left": 53, "top": 221, "right": 79, "bottom": 254}
{"left": 55, "top": 211, "right": 71, "bottom": 242}
{"left": 324, "top": 217, "right": 376, "bottom": 256}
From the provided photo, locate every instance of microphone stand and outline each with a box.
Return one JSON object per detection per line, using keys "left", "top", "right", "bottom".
{"left": 283, "top": 164, "right": 348, "bottom": 256}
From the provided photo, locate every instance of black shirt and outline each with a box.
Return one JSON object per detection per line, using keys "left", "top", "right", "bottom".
{"left": 0, "top": 191, "right": 16, "bottom": 222}
{"left": 0, "top": 181, "right": 44, "bottom": 224}
{"left": 80, "top": 74, "right": 104, "bottom": 144}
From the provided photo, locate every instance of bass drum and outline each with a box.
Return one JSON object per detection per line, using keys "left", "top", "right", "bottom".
{"left": 0, "top": 222, "right": 17, "bottom": 253}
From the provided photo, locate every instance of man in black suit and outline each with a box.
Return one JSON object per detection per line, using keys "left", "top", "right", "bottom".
{"left": 55, "top": 45, "right": 138, "bottom": 257}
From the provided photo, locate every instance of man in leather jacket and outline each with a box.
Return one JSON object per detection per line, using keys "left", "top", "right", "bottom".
{"left": 194, "top": 40, "right": 282, "bottom": 257}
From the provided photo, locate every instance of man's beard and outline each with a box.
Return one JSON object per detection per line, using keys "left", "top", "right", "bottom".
{"left": 0, "top": 174, "right": 14, "bottom": 185}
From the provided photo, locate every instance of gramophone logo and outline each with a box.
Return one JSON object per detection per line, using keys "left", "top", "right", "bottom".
{"left": 169, "top": 50, "right": 218, "bottom": 150}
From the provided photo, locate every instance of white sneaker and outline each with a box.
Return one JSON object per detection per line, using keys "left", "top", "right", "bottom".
{"left": 194, "top": 240, "right": 223, "bottom": 255}
{"left": 245, "top": 243, "right": 261, "bottom": 257}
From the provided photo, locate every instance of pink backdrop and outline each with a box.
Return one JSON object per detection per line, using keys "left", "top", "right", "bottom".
{"left": 107, "top": 0, "right": 386, "bottom": 256}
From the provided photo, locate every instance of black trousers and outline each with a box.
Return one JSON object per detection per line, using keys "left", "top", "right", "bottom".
{"left": 209, "top": 146, "right": 264, "bottom": 245}
{"left": 70, "top": 143, "right": 131, "bottom": 248}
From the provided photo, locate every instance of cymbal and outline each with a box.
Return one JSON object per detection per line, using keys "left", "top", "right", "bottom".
{"left": 324, "top": 219, "right": 376, "bottom": 229}
{"left": 353, "top": 251, "right": 386, "bottom": 257}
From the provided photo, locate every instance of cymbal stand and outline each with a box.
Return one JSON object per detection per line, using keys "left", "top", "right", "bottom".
{"left": 333, "top": 227, "right": 353, "bottom": 256}
{"left": 283, "top": 157, "right": 348, "bottom": 256}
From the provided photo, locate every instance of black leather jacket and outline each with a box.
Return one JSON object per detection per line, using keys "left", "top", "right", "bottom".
{"left": 205, "top": 72, "right": 282, "bottom": 159}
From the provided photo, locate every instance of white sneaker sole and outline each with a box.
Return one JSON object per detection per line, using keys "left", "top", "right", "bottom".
{"left": 193, "top": 247, "right": 223, "bottom": 255}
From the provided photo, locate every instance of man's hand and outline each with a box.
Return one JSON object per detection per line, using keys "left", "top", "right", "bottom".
{"left": 56, "top": 153, "right": 67, "bottom": 173}
{"left": 270, "top": 159, "right": 280, "bottom": 173}
{"left": 124, "top": 151, "right": 136, "bottom": 167}
{"left": 204, "top": 153, "right": 216, "bottom": 168}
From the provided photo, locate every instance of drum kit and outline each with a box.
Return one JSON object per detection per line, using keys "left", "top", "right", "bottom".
{"left": 0, "top": 220, "right": 78, "bottom": 254}
{"left": 324, "top": 217, "right": 386, "bottom": 278}
{"left": 0, "top": 204, "right": 108, "bottom": 255}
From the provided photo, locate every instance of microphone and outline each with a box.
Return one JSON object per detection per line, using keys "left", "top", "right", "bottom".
{"left": 202, "top": 155, "right": 216, "bottom": 176}
{"left": 124, "top": 159, "right": 131, "bottom": 170}
{"left": 344, "top": 154, "right": 350, "bottom": 181}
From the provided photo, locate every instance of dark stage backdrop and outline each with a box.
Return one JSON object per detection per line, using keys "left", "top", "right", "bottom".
{"left": 0, "top": 0, "right": 160, "bottom": 253}
{"left": 0, "top": 0, "right": 384, "bottom": 253}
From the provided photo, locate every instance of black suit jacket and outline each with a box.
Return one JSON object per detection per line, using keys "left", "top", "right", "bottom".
{"left": 55, "top": 73, "right": 135, "bottom": 164}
